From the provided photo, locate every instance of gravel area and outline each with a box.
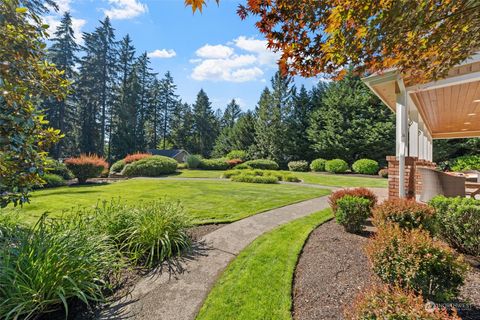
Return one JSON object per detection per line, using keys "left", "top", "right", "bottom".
{"left": 458, "top": 255, "right": 480, "bottom": 319}
{"left": 293, "top": 220, "right": 378, "bottom": 320}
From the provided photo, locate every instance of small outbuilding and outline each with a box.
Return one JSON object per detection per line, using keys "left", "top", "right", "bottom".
{"left": 147, "top": 149, "right": 190, "bottom": 163}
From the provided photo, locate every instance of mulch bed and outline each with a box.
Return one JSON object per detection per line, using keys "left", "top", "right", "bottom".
{"left": 292, "top": 220, "right": 480, "bottom": 320}
{"left": 187, "top": 223, "right": 226, "bottom": 241}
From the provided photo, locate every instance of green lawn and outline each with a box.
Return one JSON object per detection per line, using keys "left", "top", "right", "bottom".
{"left": 196, "top": 209, "right": 333, "bottom": 320}
{"left": 5, "top": 179, "right": 329, "bottom": 225}
{"left": 175, "top": 170, "right": 387, "bottom": 188}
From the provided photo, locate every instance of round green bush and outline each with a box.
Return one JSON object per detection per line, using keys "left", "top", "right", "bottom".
{"left": 45, "top": 158, "right": 74, "bottom": 180}
{"left": 325, "top": 159, "right": 349, "bottom": 173}
{"left": 186, "top": 155, "right": 202, "bottom": 169}
{"left": 42, "top": 174, "right": 66, "bottom": 188}
{"left": 122, "top": 156, "right": 177, "bottom": 177}
{"left": 198, "top": 158, "right": 229, "bottom": 170}
{"left": 335, "top": 195, "right": 371, "bottom": 233}
{"left": 243, "top": 159, "right": 279, "bottom": 170}
{"left": 226, "top": 150, "right": 248, "bottom": 161}
{"left": 288, "top": 160, "right": 309, "bottom": 172}
{"left": 310, "top": 158, "right": 327, "bottom": 172}
{"left": 110, "top": 159, "right": 126, "bottom": 174}
{"left": 352, "top": 159, "right": 379, "bottom": 175}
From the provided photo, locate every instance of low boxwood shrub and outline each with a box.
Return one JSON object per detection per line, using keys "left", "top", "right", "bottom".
{"left": 310, "top": 158, "right": 327, "bottom": 172}
{"left": 92, "top": 200, "right": 191, "bottom": 267}
{"left": 231, "top": 174, "right": 278, "bottom": 184}
{"left": 110, "top": 159, "right": 126, "bottom": 174}
{"left": 45, "top": 158, "right": 74, "bottom": 180}
{"left": 366, "top": 224, "right": 468, "bottom": 301}
{"left": 186, "top": 154, "right": 202, "bottom": 169}
{"left": 378, "top": 168, "right": 388, "bottom": 178}
{"left": 122, "top": 156, "right": 177, "bottom": 177}
{"left": 64, "top": 154, "right": 109, "bottom": 184}
{"left": 41, "top": 173, "right": 66, "bottom": 188}
{"left": 282, "top": 174, "right": 301, "bottom": 182}
{"left": 222, "top": 170, "right": 243, "bottom": 179}
{"left": 233, "top": 163, "right": 252, "bottom": 170}
{"left": 429, "top": 196, "right": 480, "bottom": 256}
{"left": 451, "top": 155, "right": 480, "bottom": 171}
{"left": 329, "top": 188, "right": 377, "bottom": 214}
{"left": 335, "top": 195, "right": 370, "bottom": 233}
{"left": 124, "top": 152, "right": 152, "bottom": 164}
{"left": 288, "top": 160, "right": 309, "bottom": 172}
{"left": 352, "top": 159, "right": 379, "bottom": 175}
{"left": 372, "top": 199, "right": 435, "bottom": 232}
{"left": 243, "top": 159, "right": 279, "bottom": 170}
{"left": 199, "top": 158, "right": 229, "bottom": 170}
{"left": 0, "top": 214, "right": 120, "bottom": 319}
{"left": 223, "top": 169, "right": 300, "bottom": 183}
{"left": 325, "top": 159, "right": 349, "bottom": 173}
{"left": 226, "top": 150, "right": 247, "bottom": 161}
{"left": 346, "top": 285, "right": 461, "bottom": 320}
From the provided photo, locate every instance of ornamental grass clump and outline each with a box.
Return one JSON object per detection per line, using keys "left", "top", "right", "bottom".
{"left": 328, "top": 188, "right": 377, "bottom": 214}
{"left": 345, "top": 285, "right": 461, "bottom": 320}
{"left": 366, "top": 224, "right": 468, "bottom": 301}
{"left": 64, "top": 154, "right": 109, "bottom": 184}
{"left": 91, "top": 199, "right": 192, "bottom": 268}
{"left": 0, "top": 214, "right": 120, "bottom": 320}
{"left": 372, "top": 199, "right": 436, "bottom": 232}
{"left": 429, "top": 196, "right": 480, "bottom": 256}
{"left": 335, "top": 195, "right": 371, "bottom": 233}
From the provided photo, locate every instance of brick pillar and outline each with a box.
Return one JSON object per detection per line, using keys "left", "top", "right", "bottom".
{"left": 387, "top": 156, "right": 436, "bottom": 200}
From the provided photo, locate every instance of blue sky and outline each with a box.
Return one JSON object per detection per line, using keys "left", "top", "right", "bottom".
{"left": 45, "top": 0, "right": 321, "bottom": 111}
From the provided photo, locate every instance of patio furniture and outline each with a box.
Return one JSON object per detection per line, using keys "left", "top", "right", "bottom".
{"left": 466, "top": 182, "right": 480, "bottom": 198}
{"left": 417, "top": 167, "right": 466, "bottom": 203}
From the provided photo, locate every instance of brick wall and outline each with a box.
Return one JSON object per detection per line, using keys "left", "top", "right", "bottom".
{"left": 387, "top": 156, "right": 436, "bottom": 199}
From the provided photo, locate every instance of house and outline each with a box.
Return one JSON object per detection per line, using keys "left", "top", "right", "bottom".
{"left": 147, "top": 149, "right": 190, "bottom": 163}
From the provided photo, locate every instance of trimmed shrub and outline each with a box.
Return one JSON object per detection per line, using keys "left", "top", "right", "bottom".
{"left": 329, "top": 188, "right": 377, "bottom": 214}
{"left": 231, "top": 174, "right": 278, "bottom": 184}
{"left": 288, "top": 160, "right": 309, "bottom": 172}
{"left": 352, "top": 159, "right": 379, "bottom": 175}
{"left": 222, "top": 170, "right": 243, "bottom": 179}
{"left": 122, "top": 156, "right": 177, "bottom": 177}
{"left": 429, "top": 196, "right": 480, "bottom": 256}
{"left": 199, "top": 158, "right": 229, "bottom": 170}
{"left": 110, "top": 159, "right": 126, "bottom": 174}
{"left": 226, "top": 159, "right": 243, "bottom": 168}
{"left": 45, "top": 158, "right": 74, "bottom": 180}
{"left": 92, "top": 200, "right": 191, "bottom": 267}
{"left": 40, "top": 173, "right": 66, "bottom": 188}
{"left": 233, "top": 163, "right": 252, "bottom": 170}
{"left": 366, "top": 224, "right": 468, "bottom": 301}
{"left": 335, "top": 195, "right": 370, "bottom": 233}
{"left": 124, "top": 152, "right": 152, "bottom": 164}
{"left": 186, "top": 154, "right": 202, "bottom": 169}
{"left": 0, "top": 214, "right": 120, "bottom": 319}
{"left": 310, "top": 158, "right": 327, "bottom": 172}
{"left": 223, "top": 169, "right": 300, "bottom": 183}
{"left": 243, "top": 159, "right": 279, "bottom": 170}
{"left": 177, "top": 163, "right": 187, "bottom": 170}
{"left": 282, "top": 174, "right": 301, "bottom": 182}
{"left": 372, "top": 199, "right": 435, "bottom": 232}
{"left": 64, "top": 154, "right": 109, "bottom": 184}
{"left": 226, "top": 150, "right": 248, "bottom": 161}
{"left": 378, "top": 168, "right": 388, "bottom": 178}
{"left": 451, "top": 155, "right": 480, "bottom": 172}
{"left": 346, "top": 285, "right": 461, "bottom": 320}
{"left": 325, "top": 159, "right": 349, "bottom": 173}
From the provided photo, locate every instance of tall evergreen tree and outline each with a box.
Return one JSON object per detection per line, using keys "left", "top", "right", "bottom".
{"left": 45, "top": 12, "right": 79, "bottom": 158}
{"left": 157, "top": 71, "right": 178, "bottom": 149}
{"left": 191, "top": 89, "right": 219, "bottom": 156}
{"left": 307, "top": 71, "right": 395, "bottom": 164}
{"left": 170, "top": 101, "right": 195, "bottom": 151}
{"left": 221, "top": 99, "right": 242, "bottom": 128}
{"left": 212, "top": 99, "right": 243, "bottom": 157}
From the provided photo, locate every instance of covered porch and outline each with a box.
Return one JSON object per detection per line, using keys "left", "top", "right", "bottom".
{"left": 363, "top": 53, "right": 480, "bottom": 200}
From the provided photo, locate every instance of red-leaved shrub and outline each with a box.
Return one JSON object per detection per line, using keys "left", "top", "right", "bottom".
{"left": 372, "top": 199, "right": 435, "bottom": 232}
{"left": 124, "top": 152, "right": 152, "bottom": 164}
{"left": 227, "top": 159, "right": 243, "bottom": 168}
{"left": 64, "top": 154, "right": 109, "bottom": 184}
{"left": 345, "top": 284, "right": 461, "bottom": 320}
{"left": 329, "top": 188, "right": 377, "bottom": 214}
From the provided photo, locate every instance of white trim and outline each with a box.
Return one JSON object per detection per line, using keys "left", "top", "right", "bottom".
{"left": 406, "top": 71, "right": 480, "bottom": 92}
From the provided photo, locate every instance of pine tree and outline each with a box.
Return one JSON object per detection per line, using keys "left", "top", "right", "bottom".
{"left": 221, "top": 99, "right": 242, "bottom": 128}
{"left": 231, "top": 111, "right": 256, "bottom": 153}
{"left": 212, "top": 99, "right": 243, "bottom": 157}
{"left": 157, "top": 71, "right": 178, "bottom": 149}
{"left": 45, "top": 12, "right": 79, "bottom": 158}
{"left": 170, "top": 101, "right": 194, "bottom": 151}
{"left": 191, "top": 89, "right": 219, "bottom": 156}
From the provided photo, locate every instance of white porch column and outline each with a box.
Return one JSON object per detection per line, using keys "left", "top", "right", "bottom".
{"left": 426, "top": 133, "right": 433, "bottom": 161}
{"left": 396, "top": 85, "right": 408, "bottom": 198}
{"left": 408, "top": 103, "right": 419, "bottom": 158}
{"left": 418, "top": 120, "right": 425, "bottom": 160}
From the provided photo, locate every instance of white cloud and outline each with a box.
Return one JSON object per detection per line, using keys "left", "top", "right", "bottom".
{"left": 44, "top": 15, "right": 87, "bottom": 45}
{"left": 56, "top": 0, "right": 72, "bottom": 13}
{"left": 103, "top": 0, "right": 148, "bottom": 20}
{"left": 196, "top": 44, "right": 234, "bottom": 59}
{"left": 147, "top": 49, "right": 177, "bottom": 59}
{"left": 191, "top": 36, "right": 280, "bottom": 83}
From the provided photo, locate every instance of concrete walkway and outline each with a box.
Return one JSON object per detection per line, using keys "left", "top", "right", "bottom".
{"left": 98, "top": 195, "right": 331, "bottom": 320}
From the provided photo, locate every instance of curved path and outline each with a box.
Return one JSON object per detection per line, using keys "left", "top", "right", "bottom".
{"left": 98, "top": 195, "right": 331, "bottom": 320}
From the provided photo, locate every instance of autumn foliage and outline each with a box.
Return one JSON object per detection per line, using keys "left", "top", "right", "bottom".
{"left": 64, "top": 154, "right": 109, "bottom": 184}
{"left": 124, "top": 152, "right": 152, "bottom": 164}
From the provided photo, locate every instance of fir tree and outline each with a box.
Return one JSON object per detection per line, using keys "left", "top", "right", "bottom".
{"left": 191, "top": 89, "right": 219, "bottom": 156}
{"left": 157, "top": 71, "right": 178, "bottom": 149}
{"left": 222, "top": 99, "right": 242, "bottom": 128}
{"left": 170, "top": 102, "right": 194, "bottom": 151}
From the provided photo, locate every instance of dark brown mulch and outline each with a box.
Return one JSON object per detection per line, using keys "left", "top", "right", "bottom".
{"left": 293, "top": 220, "right": 378, "bottom": 320}
{"left": 457, "top": 255, "right": 480, "bottom": 320}
{"left": 186, "top": 223, "right": 226, "bottom": 241}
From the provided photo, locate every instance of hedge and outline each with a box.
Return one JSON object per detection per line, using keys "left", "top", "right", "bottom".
{"left": 122, "top": 156, "right": 177, "bottom": 177}
{"left": 243, "top": 159, "right": 279, "bottom": 170}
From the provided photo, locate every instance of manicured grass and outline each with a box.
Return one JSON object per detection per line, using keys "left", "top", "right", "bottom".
{"left": 175, "top": 170, "right": 224, "bottom": 178}
{"left": 294, "top": 172, "right": 387, "bottom": 188}
{"left": 197, "top": 209, "right": 332, "bottom": 320}
{"left": 6, "top": 179, "right": 329, "bottom": 225}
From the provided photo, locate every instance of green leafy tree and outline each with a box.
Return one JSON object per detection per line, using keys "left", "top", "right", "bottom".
{"left": 1, "top": 0, "right": 67, "bottom": 207}
{"left": 191, "top": 89, "right": 219, "bottom": 157}
{"left": 308, "top": 71, "right": 395, "bottom": 165}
